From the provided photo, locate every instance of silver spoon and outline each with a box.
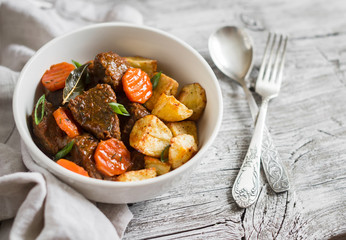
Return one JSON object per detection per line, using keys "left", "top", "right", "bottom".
{"left": 208, "top": 26, "right": 289, "bottom": 198}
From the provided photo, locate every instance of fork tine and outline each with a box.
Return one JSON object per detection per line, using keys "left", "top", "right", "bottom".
{"left": 263, "top": 33, "right": 277, "bottom": 82}
{"left": 276, "top": 36, "right": 288, "bottom": 86}
{"left": 270, "top": 34, "right": 284, "bottom": 83}
{"left": 257, "top": 33, "right": 272, "bottom": 83}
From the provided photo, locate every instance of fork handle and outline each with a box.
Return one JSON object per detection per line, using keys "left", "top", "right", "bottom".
{"left": 241, "top": 83, "right": 290, "bottom": 193}
{"left": 232, "top": 98, "right": 268, "bottom": 208}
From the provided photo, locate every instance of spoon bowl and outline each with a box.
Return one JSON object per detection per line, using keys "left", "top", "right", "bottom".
{"left": 208, "top": 26, "right": 253, "bottom": 84}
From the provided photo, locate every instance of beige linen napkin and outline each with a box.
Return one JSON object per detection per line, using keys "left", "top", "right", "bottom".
{"left": 0, "top": 0, "right": 143, "bottom": 238}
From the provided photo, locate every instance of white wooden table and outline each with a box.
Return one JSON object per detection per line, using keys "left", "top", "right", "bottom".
{"left": 123, "top": 0, "right": 346, "bottom": 239}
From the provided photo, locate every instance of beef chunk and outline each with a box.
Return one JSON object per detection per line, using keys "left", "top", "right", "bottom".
{"left": 32, "top": 100, "right": 68, "bottom": 155}
{"left": 71, "top": 133, "right": 103, "bottom": 179}
{"left": 117, "top": 94, "right": 150, "bottom": 147}
{"left": 93, "top": 52, "right": 129, "bottom": 92}
{"left": 46, "top": 89, "right": 63, "bottom": 107}
{"left": 87, "top": 60, "right": 95, "bottom": 78}
{"left": 84, "top": 60, "right": 99, "bottom": 90}
{"left": 68, "top": 84, "right": 121, "bottom": 140}
{"left": 128, "top": 150, "right": 145, "bottom": 171}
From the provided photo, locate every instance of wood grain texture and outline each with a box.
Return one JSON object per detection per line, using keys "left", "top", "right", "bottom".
{"left": 118, "top": 0, "right": 346, "bottom": 239}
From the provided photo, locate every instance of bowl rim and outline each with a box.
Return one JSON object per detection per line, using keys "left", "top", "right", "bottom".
{"left": 13, "top": 22, "right": 223, "bottom": 188}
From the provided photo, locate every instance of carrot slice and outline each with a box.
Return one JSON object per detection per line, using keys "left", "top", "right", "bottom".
{"left": 53, "top": 107, "right": 80, "bottom": 138}
{"left": 57, "top": 159, "right": 89, "bottom": 177}
{"left": 122, "top": 68, "right": 153, "bottom": 103}
{"left": 94, "top": 138, "right": 131, "bottom": 177}
{"left": 41, "top": 62, "right": 75, "bottom": 92}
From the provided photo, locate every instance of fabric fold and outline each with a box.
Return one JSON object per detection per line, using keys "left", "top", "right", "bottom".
{"left": 2, "top": 173, "right": 46, "bottom": 240}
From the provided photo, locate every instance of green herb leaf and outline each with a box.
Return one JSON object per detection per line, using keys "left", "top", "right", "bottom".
{"left": 34, "top": 94, "right": 46, "bottom": 125}
{"left": 72, "top": 60, "right": 82, "bottom": 68}
{"left": 150, "top": 71, "right": 161, "bottom": 89}
{"left": 62, "top": 63, "right": 90, "bottom": 104}
{"left": 109, "top": 102, "right": 130, "bottom": 116}
{"left": 54, "top": 140, "right": 75, "bottom": 160}
{"left": 160, "top": 144, "right": 170, "bottom": 162}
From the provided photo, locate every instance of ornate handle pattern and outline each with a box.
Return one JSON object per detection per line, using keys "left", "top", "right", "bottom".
{"left": 261, "top": 128, "right": 289, "bottom": 192}
{"left": 232, "top": 147, "right": 260, "bottom": 208}
{"left": 232, "top": 98, "right": 268, "bottom": 208}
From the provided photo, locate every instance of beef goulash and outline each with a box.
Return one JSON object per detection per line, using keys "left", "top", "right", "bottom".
{"left": 30, "top": 52, "right": 207, "bottom": 182}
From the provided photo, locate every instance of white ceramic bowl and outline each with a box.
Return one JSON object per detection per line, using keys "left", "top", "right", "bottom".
{"left": 13, "top": 23, "right": 223, "bottom": 203}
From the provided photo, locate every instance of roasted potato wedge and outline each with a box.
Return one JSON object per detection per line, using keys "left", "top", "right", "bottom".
{"left": 124, "top": 56, "right": 157, "bottom": 78}
{"left": 145, "top": 73, "right": 179, "bottom": 111}
{"left": 130, "top": 115, "right": 172, "bottom": 157}
{"left": 144, "top": 156, "right": 171, "bottom": 175}
{"left": 166, "top": 121, "right": 198, "bottom": 145}
{"left": 152, "top": 93, "right": 193, "bottom": 122}
{"left": 169, "top": 134, "right": 198, "bottom": 169}
{"left": 116, "top": 168, "right": 156, "bottom": 182}
{"left": 178, "top": 83, "right": 207, "bottom": 121}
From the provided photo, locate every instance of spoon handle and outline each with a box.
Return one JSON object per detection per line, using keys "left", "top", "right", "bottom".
{"left": 241, "top": 83, "right": 290, "bottom": 193}
{"left": 232, "top": 97, "right": 268, "bottom": 208}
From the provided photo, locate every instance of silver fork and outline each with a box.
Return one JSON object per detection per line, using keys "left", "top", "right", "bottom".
{"left": 232, "top": 33, "right": 288, "bottom": 208}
